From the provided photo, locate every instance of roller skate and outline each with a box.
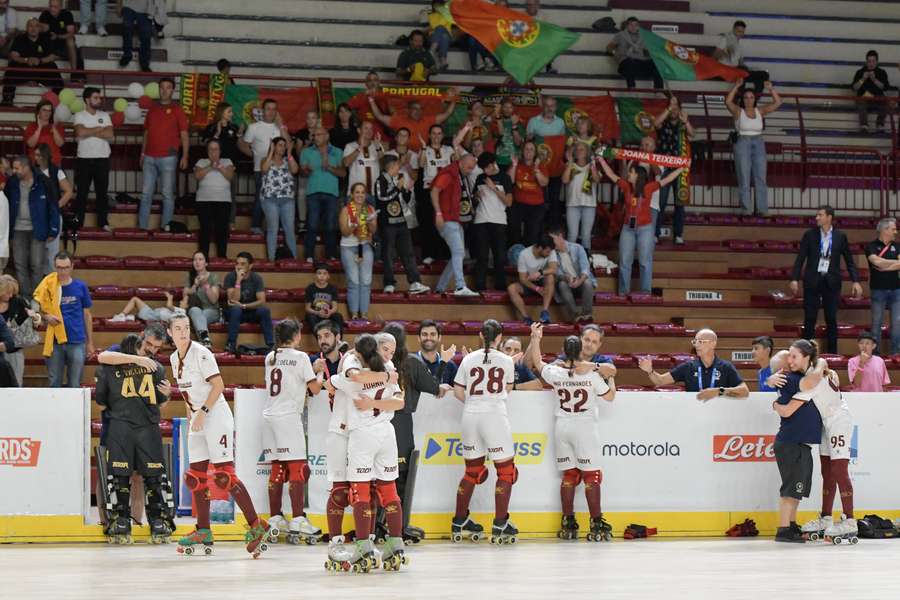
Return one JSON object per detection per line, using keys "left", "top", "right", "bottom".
{"left": 490, "top": 516, "right": 519, "bottom": 545}
{"left": 245, "top": 518, "right": 273, "bottom": 558}
{"left": 267, "top": 514, "right": 289, "bottom": 544}
{"left": 287, "top": 515, "right": 322, "bottom": 545}
{"left": 381, "top": 536, "right": 409, "bottom": 571}
{"left": 557, "top": 514, "right": 579, "bottom": 540}
{"left": 774, "top": 525, "right": 806, "bottom": 544}
{"left": 823, "top": 516, "right": 859, "bottom": 545}
{"left": 333, "top": 538, "right": 378, "bottom": 573}
{"left": 105, "top": 515, "right": 133, "bottom": 545}
{"left": 176, "top": 528, "right": 214, "bottom": 555}
{"left": 325, "top": 535, "right": 353, "bottom": 572}
{"left": 403, "top": 525, "right": 425, "bottom": 544}
{"left": 149, "top": 518, "right": 172, "bottom": 544}
{"left": 800, "top": 515, "right": 831, "bottom": 542}
{"left": 587, "top": 515, "right": 613, "bottom": 542}
{"left": 450, "top": 512, "right": 483, "bottom": 543}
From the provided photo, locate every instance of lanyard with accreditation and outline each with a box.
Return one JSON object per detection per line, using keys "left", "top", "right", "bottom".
{"left": 817, "top": 229, "right": 833, "bottom": 274}
{"left": 697, "top": 365, "right": 721, "bottom": 390}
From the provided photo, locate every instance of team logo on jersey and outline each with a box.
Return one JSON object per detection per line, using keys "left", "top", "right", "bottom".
{"left": 422, "top": 433, "right": 545, "bottom": 465}
{"left": 497, "top": 19, "right": 540, "bottom": 48}
{"left": 386, "top": 200, "right": 402, "bottom": 217}
{"left": 664, "top": 41, "right": 700, "bottom": 65}
{"left": 0, "top": 437, "right": 41, "bottom": 467}
{"left": 712, "top": 435, "right": 775, "bottom": 462}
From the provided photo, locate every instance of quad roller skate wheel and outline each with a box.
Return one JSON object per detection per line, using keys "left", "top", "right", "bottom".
{"left": 305, "top": 536, "right": 319, "bottom": 546}
{"left": 808, "top": 532, "right": 820, "bottom": 541}
{"left": 267, "top": 533, "right": 280, "bottom": 544}
{"left": 182, "top": 546, "right": 194, "bottom": 556}
{"left": 451, "top": 533, "right": 463, "bottom": 543}
{"left": 286, "top": 534, "right": 300, "bottom": 545}
{"left": 490, "top": 535, "right": 502, "bottom": 545}
{"left": 470, "top": 533, "right": 481, "bottom": 543}
{"left": 203, "top": 546, "right": 213, "bottom": 556}
{"left": 850, "top": 536, "right": 859, "bottom": 545}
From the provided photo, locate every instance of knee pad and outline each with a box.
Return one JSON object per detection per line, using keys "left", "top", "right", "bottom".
{"left": 184, "top": 468, "right": 208, "bottom": 493}
{"left": 269, "top": 461, "right": 286, "bottom": 486}
{"left": 561, "top": 468, "right": 582, "bottom": 488}
{"left": 582, "top": 469, "right": 602, "bottom": 487}
{"left": 375, "top": 481, "right": 401, "bottom": 506}
{"left": 349, "top": 481, "right": 372, "bottom": 506}
{"left": 463, "top": 459, "right": 489, "bottom": 485}
{"left": 328, "top": 482, "right": 350, "bottom": 510}
{"left": 212, "top": 463, "right": 239, "bottom": 492}
{"left": 495, "top": 461, "right": 518, "bottom": 484}
{"left": 286, "top": 460, "right": 310, "bottom": 483}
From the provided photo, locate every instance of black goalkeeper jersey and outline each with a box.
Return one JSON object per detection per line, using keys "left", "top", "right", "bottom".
{"left": 95, "top": 363, "right": 167, "bottom": 426}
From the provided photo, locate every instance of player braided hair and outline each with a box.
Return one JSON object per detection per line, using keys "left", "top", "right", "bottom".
{"left": 381, "top": 323, "right": 408, "bottom": 391}
{"left": 270, "top": 318, "right": 302, "bottom": 366}
{"left": 563, "top": 335, "right": 582, "bottom": 377}
{"left": 789, "top": 339, "right": 819, "bottom": 373}
{"left": 480, "top": 319, "right": 503, "bottom": 364}
{"left": 355, "top": 333, "right": 386, "bottom": 372}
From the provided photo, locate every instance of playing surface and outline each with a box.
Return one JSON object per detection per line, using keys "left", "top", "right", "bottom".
{"left": 3, "top": 537, "right": 899, "bottom": 599}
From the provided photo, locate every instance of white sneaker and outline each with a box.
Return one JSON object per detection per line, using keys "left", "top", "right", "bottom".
{"left": 125, "top": 314, "right": 136, "bottom": 321}
{"left": 454, "top": 286, "right": 480, "bottom": 298}
{"left": 97, "top": 26, "right": 108, "bottom": 37}
{"left": 383, "top": 285, "right": 395, "bottom": 294}
{"left": 109, "top": 313, "right": 128, "bottom": 322}
{"left": 674, "top": 236, "right": 685, "bottom": 245}
{"left": 409, "top": 282, "right": 430, "bottom": 295}
{"left": 78, "top": 24, "right": 89, "bottom": 35}
{"left": 422, "top": 257, "right": 434, "bottom": 265}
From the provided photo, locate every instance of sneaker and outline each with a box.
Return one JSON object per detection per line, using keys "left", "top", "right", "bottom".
{"left": 383, "top": 285, "right": 395, "bottom": 294}
{"left": 408, "top": 282, "right": 431, "bottom": 295}
{"left": 674, "top": 236, "right": 685, "bottom": 245}
{"left": 125, "top": 315, "right": 136, "bottom": 321}
{"left": 78, "top": 24, "right": 89, "bottom": 35}
{"left": 101, "top": 224, "right": 112, "bottom": 233}
{"left": 224, "top": 343, "right": 237, "bottom": 355}
{"left": 109, "top": 313, "right": 128, "bottom": 322}
{"left": 119, "top": 55, "right": 131, "bottom": 68}
{"left": 305, "top": 257, "right": 314, "bottom": 264}
{"left": 97, "top": 26, "right": 108, "bottom": 37}
{"left": 539, "top": 310, "right": 551, "bottom": 324}
{"left": 422, "top": 257, "right": 435, "bottom": 266}
{"left": 522, "top": 316, "right": 534, "bottom": 325}
{"left": 454, "top": 286, "right": 480, "bottom": 298}
{"left": 250, "top": 227, "right": 264, "bottom": 235}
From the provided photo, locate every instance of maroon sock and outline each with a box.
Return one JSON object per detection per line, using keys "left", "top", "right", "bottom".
{"left": 268, "top": 470, "right": 284, "bottom": 518}
{"left": 832, "top": 458, "right": 854, "bottom": 518}
{"left": 560, "top": 481, "right": 576, "bottom": 516}
{"left": 230, "top": 481, "right": 259, "bottom": 525}
{"left": 455, "top": 478, "right": 476, "bottom": 521}
{"left": 326, "top": 483, "right": 350, "bottom": 537}
{"left": 189, "top": 460, "right": 211, "bottom": 530}
{"left": 288, "top": 481, "right": 305, "bottom": 518}
{"left": 494, "top": 461, "right": 514, "bottom": 521}
{"left": 368, "top": 483, "right": 379, "bottom": 537}
{"left": 820, "top": 455, "right": 836, "bottom": 516}
{"left": 584, "top": 481, "right": 602, "bottom": 519}
{"left": 384, "top": 500, "right": 403, "bottom": 537}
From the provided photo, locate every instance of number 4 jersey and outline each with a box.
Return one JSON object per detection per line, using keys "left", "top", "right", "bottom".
{"left": 263, "top": 348, "right": 317, "bottom": 418}
{"left": 541, "top": 364, "right": 610, "bottom": 418}
{"left": 454, "top": 349, "right": 516, "bottom": 415}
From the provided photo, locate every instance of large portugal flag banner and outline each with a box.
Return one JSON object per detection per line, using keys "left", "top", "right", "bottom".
{"left": 439, "top": 0, "right": 580, "bottom": 84}
{"left": 224, "top": 84, "right": 318, "bottom": 130}
{"left": 640, "top": 28, "right": 747, "bottom": 82}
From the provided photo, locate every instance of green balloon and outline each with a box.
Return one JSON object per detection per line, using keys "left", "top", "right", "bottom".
{"left": 68, "top": 98, "right": 85, "bottom": 113}
{"left": 113, "top": 98, "right": 128, "bottom": 112}
{"left": 58, "top": 88, "right": 75, "bottom": 105}
{"left": 144, "top": 82, "right": 160, "bottom": 99}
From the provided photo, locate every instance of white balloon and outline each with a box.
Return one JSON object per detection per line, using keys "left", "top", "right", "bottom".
{"left": 124, "top": 104, "right": 142, "bottom": 122}
{"left": 54, "top": 103, "right": 72, "bottom": 122}
{"left": 128, "top": 82, "right": 144, "bottom": 99}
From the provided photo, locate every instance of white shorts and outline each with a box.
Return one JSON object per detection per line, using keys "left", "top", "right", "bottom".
{"left": 326, "top": 431, "right": 349, "bottom": 483}
{"left": 461, "top": 411, "right": 514, "bottom": 462}
{"left": 188, "top": 402, "right": 234, "bottom": 465}
{"left": 261, "top": 412, "right": 307, "bottom": 462}
{"left": 555, "top": 417, "right": 602, "bottom": 471}
{"left": 347, "top": 422, "right": 399, "bottom": 482}
{"left": 820, "top": 411, "right": 853, "bottom": 460}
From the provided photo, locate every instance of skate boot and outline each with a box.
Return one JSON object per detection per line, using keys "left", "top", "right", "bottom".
{"left": 403, "top": 525, "right": 425, "bottom": 544}
{"left": 451, "top": 512, "right": 484, "bottom": 543}
{"left": 800, "top": 515, "right": 832, "bottom": 541}
{"left": 325, "top": 535, "right": 354, "bottom": 572}
{"left": 490, "top": 516, "right": 519, "bottom": 545}
{"left": 774, "top": 525, "right": 806, "bottom": 544}
{"left": 149, "top": 518, "right": 172, "bottom": 544}
{"left": 176, "top": 528, "right": 214, "bottom": 555}
{"left": 824, "top": 516, "right": 859, "bottom": 545}
{"left": 339, "top": 537, "right": 378, "bottom": 573}
{"left": 557, "top": 514, "right": 579, "bottom": 540}
{"left": 381, "top": 536, "right": 409, "bottom": 571}
{"left": 587, "top": 515, "right": 613, "bottom": 542}
{"left": 105, "top": 515, "right": 132, "bottom": 545}
{"left": 287, "top": 515, "right": 322, "bottom": 545}
{"left": 245, "top": 518, "right": 273, "bottom": 558}
{"left": 267, "top": 514, "right": 289, "bottom": 544}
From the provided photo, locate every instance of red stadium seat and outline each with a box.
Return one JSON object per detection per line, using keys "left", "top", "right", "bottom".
{"left": 650, "top": 323, "right": 686, "bottom": 335}
{"left": 134, "top": 286, "right": 165, "bottom": 297}
{"left": 500, "top": 322, "right": 531, "bottom": 335}
{"left": 344, "top": 321, "right": 381, "bottom": 333}
{"left": 264, "top": 288, "right": 292, "bottom": 301}
{"left": 541, "top": 323, "right": 576, "bottom": 335}
{"left": 152, "top": 230, "right": 196, "bottom": 242}
{"left": 102, "top": 319, "right": 142, "bottom": 331}
{"left": 124, "top": 256, "right": 161, "bottom": 268}
{"left": 593, "top": 292, "right": 628, "bottom": 305}
{"left": 83, "top": 255, "right": 122, "bottom": 268}
{"left": 273, "top": 259, "right": 305, "bottom": 271}
{"left": 628, "top": 293, "right": 664, "bottom": 305}
{"left": 725, "top": 239, "right": 758, "bottom": 251}
{"left": 78, "top": 227, "right": 114, "bottom": 240}
{"left": 91, "top": 285, "right": 135, "bottom": 299}
{"left": 462, "top": 321, "right": 483, "bottom": 333}
{"left": 841, "top": 296, "right": 870, "bottom": 308}
{"left": 370, "top": 291, "right": 404, "bottom": 303}
{"left": 709, "top": 214, "right": 740, "bottom": 225}
{"left": 613, "top": 323, "right": 651, "bottom": 335}
{"left": 480, "top": 291, "right": 509, "bottom": 304}
{"left": 407, "top": 292, "right": 443, "bottom": 304}
{"left": 112, "top": 228, "right": 151, "bottom": 240}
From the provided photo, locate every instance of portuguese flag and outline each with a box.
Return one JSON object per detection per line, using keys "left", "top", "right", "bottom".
{"left": 556, "top": 95, "right": 619, "bottom": 141}
{"left": 224, "top": 84, "right": 318, "bottom": 130}
{"left": 439, "top": 0, "right": 580, "bottom": 84}
{"left": 616, "top": 97, "right": 668, "bottom": 144}
{"left": 640, "top": 28, "right": 747, "bottom": 82}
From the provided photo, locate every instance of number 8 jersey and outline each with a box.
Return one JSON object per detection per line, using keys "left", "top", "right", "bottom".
{"left": 454, "top": 349, "right": 516, "bottom": 414}
{"left": 541, "top": 364, "right": 610, "bottom": 418}
{"left": 263, "top": 348, "right": 317, "bottom": 418}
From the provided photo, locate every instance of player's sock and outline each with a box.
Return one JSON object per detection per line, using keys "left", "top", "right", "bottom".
{"left": 455, "top": 478, "right": 476, "bottom": 521}
{"left": 832, "top": 458, "right": 853, "bottom": 518}
{"left": 288, "top": 481, "right": 305, "bottom": 518}
{"left": 350, "top": 483, "right": 372, "bottom": 539}
{"left": 377, "top": 481, "right": 404, "bottom": 537}
{"left": 230, "top": 481, "right": 259, "bottom": 525}
{"left": 190, "top": 461, "right": 211, "bottom": 530}
{"left": 268, "top": 461, "right": 285, "bottom": 517}
{"left": 368, "top": 482, "right": 379, "bottom": 537}
{"left": 560, "top": 482, "right": 576, "bottom": 516}
{"left": 820, "top": 455, "right": 836, "bottom": 516}
{"left": 494, "top": 462, "right": 514, "bottom": 521}
{"left": 584, "top": 482, "right": 602, "bottom": 519}
{"left": 326, "top": 483, "right": 350, "bottom": 537}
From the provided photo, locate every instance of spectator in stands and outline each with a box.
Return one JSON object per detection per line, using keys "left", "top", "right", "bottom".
{"left": 431, "top": 154, "right": 480, "bottom": 297}
{"left": 0, "top": 0, "right": 18, "bottom": 58}
{"left": 300, "top": 126, "right": 345, "bottom": 262}
{"left": 491, "top": 99, "right": 524, "bottom": 171}
{"left": 180, "top": 251, "right": 219, "bottom": 348}
{"left": 376, "top": 155, "right": 430, "bottom": 295}
{"left": 501, "top": 334, "right": 542, "bottom": 390}
{"left": 35, "top": 251, "right": 94, "bottom": 387}
{"left": 790, "top": 205, "right": 862, "bottom": 354}
{"left": 368, "top": 94, "right": 457, "bottom": 152}
{"left": 109, "top": 290, "right": 183, "bottom": 323}
{"left": 343, "top": 120, "right": 384, "bottom": 198}
{"left": 713, "top": 20, "right": 766, "bottom": 93}
{"left": 562, "top": 142, "right": 599, "bottom": 253}
{"left": 216, "top": 58, "right": 234, "bottom": 84}
{"left": 73, "top": 87, "right": 113, "bottom": 232}
{"left": 848, "top": 331, "right": 890, "bottom": 392}
{"left": 526, "top": 96, "right": 565, "bottom": 226}
{"left": 548, "top": 225, "right": 595, "bottom": 323}
{"left": 418, "top": 123, "right": 455, "bottom": 263}
{"left": 0, "top": 274, "right": 42, "bottom": 386}
{"left": 329, "top": 103, "right": 358, "bottom": 151}
{"left": 509, "top": 141, "right": 548, "bottom": 247}
{"left": 38, "top": 0, "right": 83, "bottom": 81}
{"left": 473, "top": 151, "right": 512, "bottom": 292}
{"left": 653, "top": 96, "right": 694, "bottom": 244}
{"left": 119, "top": 0, "right": 153, "bottom": 72}
{"left": 304, "top": 263, "right": 343, "bottom": 333}
{"left": 260, "top": 137, "right": 299, "bottom": 260}
{"left": 79, "top": 0, "right": 107, "bottom": 36}
{"left": 416, "top": 319, "right": 459, "bottom": 387}
{"left": 34, "top": 143, "right": 70, "bottom": 275}
{"left": 240, "top": 98, "right": 290, "bottom": 234}
{"left": 291, "top": 110, "right": 320, "bottom": 233}
{"left": 1, "top": 18, "right": 64, "bottom": 106}
{"left": 194, "top": 139, "right": 234, "bottom": 258}
{"left": 427, "top": 0, "right": 452, "bottom": 72}
{"left": 565, "top": 116, "right": 598, "bottom": 156}
{"left": 340, "top": 183, "right": 378, "bottom": 320}
{"left": 752, "top": 335, "right": 777, "bottom": 392}
{"left": 866, "top": 217, "right": 899, "bottom": 355}
{"left": 223, "top": 251, "right": 274, "bottom": 353}
{"left": 139, "top": 77, "right": 189, "bottom": 232}
{"left": 346, "top": 71, "right": 388, "bottom": 139}
{"left": 201, "top": 102, "right": 241, "bottom": 168}
{"left": 852, "top": 50, "right": 890, "bottom": 134}
{"left": 571, "top": 324, "right": 616, "bottom": 374}
{"left": 460, "top": 100, "right": 492, "bottom": 150}
{"left": 7, "top": 155, "right": 58, "bottom": 297}
{"left": 725, "top": 79, "right": 782, "bottom": 216}
{"left": 384, "top": 127, "right": 419, "bottom": 188}
{"left": 397, "top": 29, "right": 438, "bottom": 81}
{"left": 639, "top": 328, "right": 750, "bottom": 399}
{"left": 607, "top": 17, "right": 663, "bottom": 89}
{"left": 627, "top": 136, "right": 662, "bottom": 241}
{"left": 24, "top": 100, "right": 64, "bottom": 166}
{"left": 509, "top": 234, "right": 557, "bottom": 324}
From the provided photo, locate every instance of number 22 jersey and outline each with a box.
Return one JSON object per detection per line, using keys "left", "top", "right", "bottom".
{"left": 541, "top": 364, "right": 610, "bottom": 419}
{"left": 454, "top": 349, "right": 515, "bottom": 415}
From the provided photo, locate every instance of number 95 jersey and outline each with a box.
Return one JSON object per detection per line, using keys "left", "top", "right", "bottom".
{"left": 454, "top": 349, "right": 515, "bottom": 415}
{"left": 541, "top": 364, "right": 610, "bottom": 419}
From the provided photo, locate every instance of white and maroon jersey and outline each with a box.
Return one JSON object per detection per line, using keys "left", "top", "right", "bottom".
{"left": 541, "top": 363, "right": 611, "bottom": 419}
{"left": 421, "top": 145, "right": 454, "bottom": 188}
{"left": 344, "top": 141, "right": 381, "bottom": 196}
{"left": 263, "top": 348, "right": 317, "bottom": 418}
{"left": 169, "top": 342, "right": 227, "bottom": 412}
{"left": 796, "top": 369, "right": 849, "bottom": 422}
{"left": 328, "top": 353, "right": 362, "bottom": 435}
{"left": 454, "top": 349, "right": 515, "bottom": 415}
{"left": 337, "top": 361, "right": 399, "bottom": 431}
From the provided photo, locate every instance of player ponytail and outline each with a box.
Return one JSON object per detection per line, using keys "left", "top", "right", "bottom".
{"left": 480, "top": 319, "right": 503, "bottom": 364}
{"left": 270, "top": 318, "right": 302, "bottom": 366}
{"left": 789, "top": 339, "right": 819, "bottom": 373}
{"left": 563, "top": 335, "right": 582, "bottom": 377}
{"left": 355, "top": 333, "right": 386, "bottom": 372}
{"left": 381, "top": 322, "right": 408, "bottom": 391}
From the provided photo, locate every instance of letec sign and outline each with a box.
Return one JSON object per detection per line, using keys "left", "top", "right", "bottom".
{"left": 713, "top": 435, "right": 776, "bottom": 462}
{"left": 0, "top": 437, "right": 41, "bottom": 466}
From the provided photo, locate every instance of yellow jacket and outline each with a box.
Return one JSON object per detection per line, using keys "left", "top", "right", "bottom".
{"left": 33, "top": 272, "right": 67, "bottom": 357}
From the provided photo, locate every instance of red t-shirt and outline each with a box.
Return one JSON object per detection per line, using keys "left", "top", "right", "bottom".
{"left": 23, "top": 122, "right": 64, "bottom": 165}
{"left": 389, "top": 112, "right": 431, "bottom": 151}
{"left": 513, "top": 162, "right": 548, "bottom": 206}
{"left": 431, "top": 162, "right": 463, "bottom": 222}
{"left": 617, "top": 179, "right": 661, "bottom": 227}
{"left": 143, "top": 102, "right": 188, "bottom": 158}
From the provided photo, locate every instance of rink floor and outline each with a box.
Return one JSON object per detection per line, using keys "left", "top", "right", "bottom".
{"left": 2, "top": 536, "right": 899, "bottom": 599}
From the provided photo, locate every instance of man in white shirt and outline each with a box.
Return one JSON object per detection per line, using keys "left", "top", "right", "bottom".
{"left": 239, "top": 98, "right": 289, "bottom": 234}
{"left": 73, "top": 86, "right": 113, "bottom": 231}
{"left": 508, "top": 235, "right": 558, "bottom": 325}
{"left": 342, "top": 120, "right": 384, "bottom": 197}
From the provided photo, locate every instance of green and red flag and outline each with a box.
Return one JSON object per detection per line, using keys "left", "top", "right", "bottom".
{"left": 224, "top": 84, "right": 318, "bottom": 130}
{"left": 438, "top": 0, "right": 580, "bottom": 84}
{"left": 640, "top": 28, "right": 747, "bottom": 82}
{"left": 535, "top": 135, "right": 567, "bottom": 177}
{"left": 615, "top": 97, "right": 668, "bottom": 144}
{"left": 555, "top": 95, "right": 619, "bottom": 141}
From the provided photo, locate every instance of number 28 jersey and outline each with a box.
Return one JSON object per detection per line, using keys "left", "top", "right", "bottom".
{"left": 541, "top": 364, "right": 610, "bottom": 419}
{"left": 454, "top": 349, "right": 515, "bottom": 415}
{"left": 263, "top": 348, "right": 317, "bottom": 418}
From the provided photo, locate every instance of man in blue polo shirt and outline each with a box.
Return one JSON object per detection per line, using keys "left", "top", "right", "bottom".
{"left": 414, "top": 320, "right": 457, "bottom": 387}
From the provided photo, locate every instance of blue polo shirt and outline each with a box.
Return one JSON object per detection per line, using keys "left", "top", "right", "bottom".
{"left": 775, "top": 372, "right": 822, "bottom": 444}
{"left": 418, "top": 352, "right": 458, "bottom": 386}
{"left": 526, "top": 114, "right": 565, "bottom": 141}
{"left": 758, "top": 366, "right": 776, "bottom": 392}
{"left": 300, "top": 144, "right": 343, "bottom": 197}
{"left": 60, "top": 279, "right": 92, "bottom": 344}
{"left": 670, "top": 356, "right": 742, "bottom": 393}
{"left": 514, "top": 362, "right": 535, "bottom": 384}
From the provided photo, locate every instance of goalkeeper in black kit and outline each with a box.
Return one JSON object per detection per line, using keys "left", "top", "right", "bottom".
{"left": 95, "top": 334, "right": 175, "bottom": 544}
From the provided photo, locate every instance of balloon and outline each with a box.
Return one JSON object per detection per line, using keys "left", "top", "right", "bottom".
{"left": 54, "top": 103, "right": 72, "bottom": 122}
{"left": 124, "top": 104, "right": 142, "bottom": 122}
{"left": 41, "top": 90, "right": 59, "bottom": 107}
{"left": 113, "top": 98, "right": 128, "bottom": 112}
{"left": 137, "top": 95, "right": 152, "bottom": 110}
{"left": 67, "top": 98, "right": 85, "bottom": 113}
{"left": 58, "top": 88, "right": 75, "bottom": 105}
{"left": 111, "top": 111, "right": 125, "bottom": 127}
{"left": 128, "top": 82, "right": 144, "bottom": 99}
{"left": 144, "top": 82, "right": 159, "bottom": 100}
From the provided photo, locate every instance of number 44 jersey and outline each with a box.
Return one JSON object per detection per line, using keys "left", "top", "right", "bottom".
{"left": 454, "top": 349, "right": 516, "bottom": 415}
{"left": 264, "top": 348, "right": 317, "bottom": 419}
{"left": 541, "top": 364, "right": 610, "bottom": 419}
